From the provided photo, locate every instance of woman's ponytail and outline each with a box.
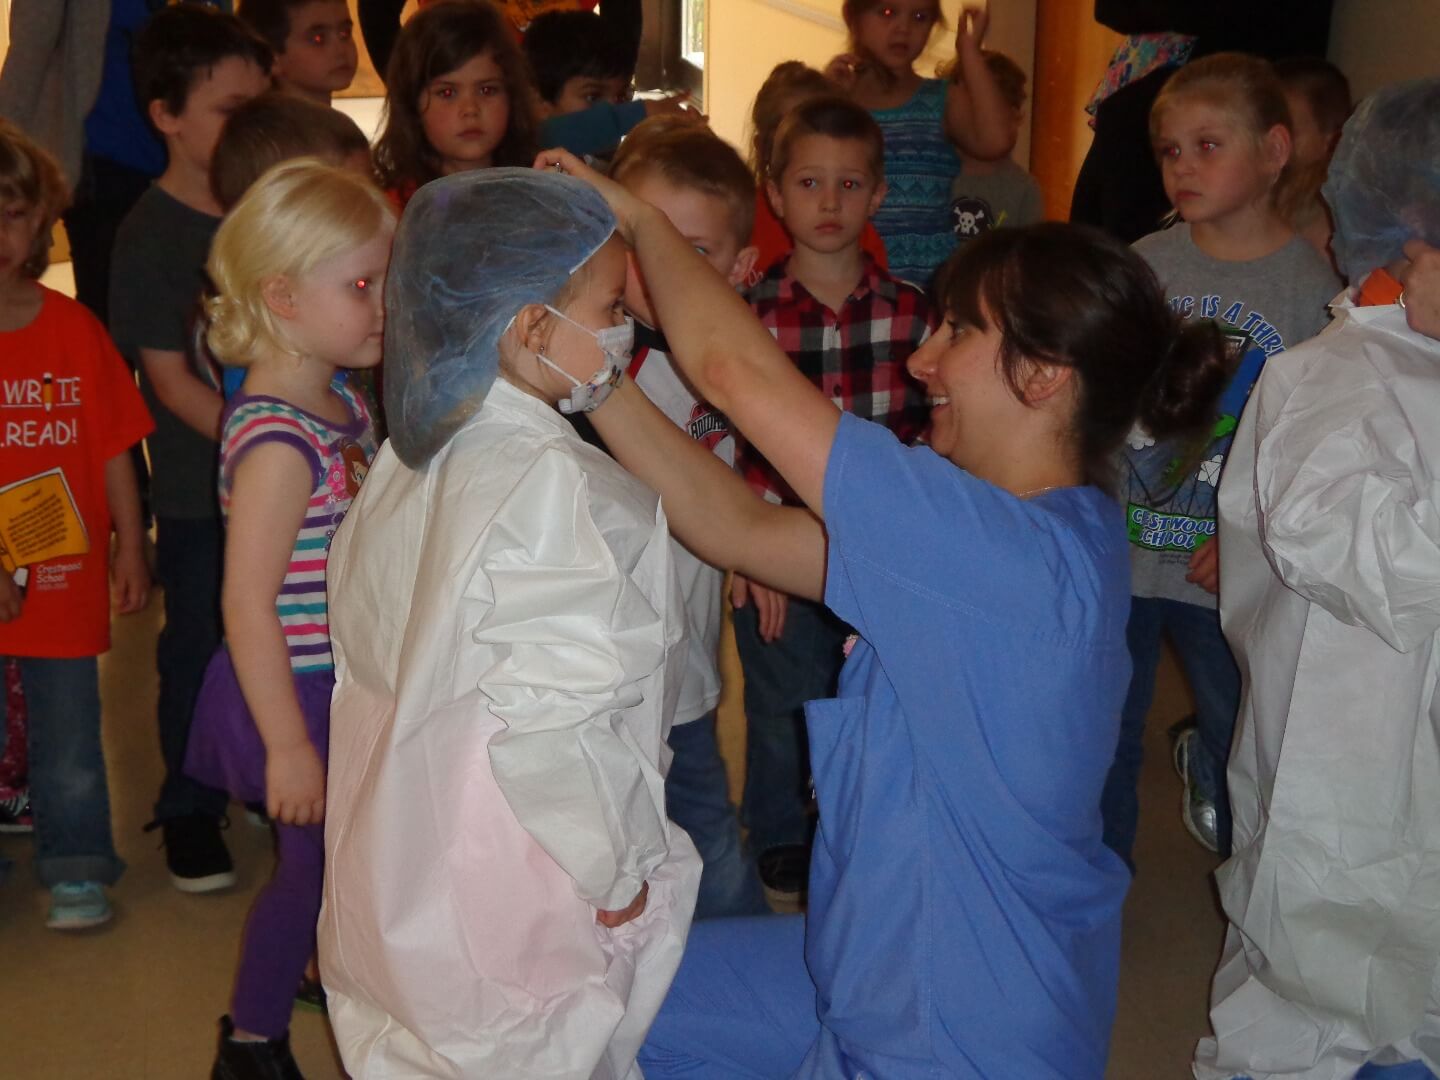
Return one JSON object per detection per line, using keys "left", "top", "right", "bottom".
{"left": 1136, "top": 318, "right": 1231, "bottom": 441}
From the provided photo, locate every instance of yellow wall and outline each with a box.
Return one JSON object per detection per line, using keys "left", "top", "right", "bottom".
{"left": 1329, "top": 0, "right": 1440, "bottom": 98}
{"left": 706, "top": 1, "right": 1037, "bottom": 165}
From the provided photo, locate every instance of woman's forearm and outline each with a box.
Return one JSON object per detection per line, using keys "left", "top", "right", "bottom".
{"left": 589, "top": 380, "right": 826, "bottom": 600}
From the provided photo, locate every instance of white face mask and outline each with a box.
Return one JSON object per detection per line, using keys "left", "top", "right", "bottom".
{"left": 534, "top": 305, "right": 634, "bottom": 414}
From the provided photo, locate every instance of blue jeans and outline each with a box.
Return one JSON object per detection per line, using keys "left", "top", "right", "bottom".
{"left": 665, "top": 712, "right": 769, "bottom": 919}
{"left": 638, "top": 914, "right": 816, "bottom": 1078}
{"left": 1102, "top": 596, "right": 1240, "bottom": 868}
{"left": 153, "top": 517, "right": 228, "bottom": 822}
{"left": 732, "top": 599, "right": 847, "bottom": 854}
{"left": 3, "top": 656, "right": 124, "bottom": 886}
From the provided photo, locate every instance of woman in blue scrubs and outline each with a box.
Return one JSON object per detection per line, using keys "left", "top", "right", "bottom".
{"left": 536, "top": 149, "right": 1229, "bottom": 1079}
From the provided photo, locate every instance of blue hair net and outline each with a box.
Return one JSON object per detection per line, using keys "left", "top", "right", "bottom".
{"left": 1324, "top": 78, "right": 1440, "bottom": 286}
{"left": 383, "top": 167, "right": 617, "bottom": 467}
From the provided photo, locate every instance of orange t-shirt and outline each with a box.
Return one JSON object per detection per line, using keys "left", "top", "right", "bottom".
{"left": 0, "top": 288, "right": 153, "bottom": 659}
{"left": 750, "top": 190, "right": 890, "bottom": 275}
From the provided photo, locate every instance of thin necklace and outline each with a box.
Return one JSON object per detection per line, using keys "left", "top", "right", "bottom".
{"left": 1017, "top": 484, "right": 1061, "bottom": 500}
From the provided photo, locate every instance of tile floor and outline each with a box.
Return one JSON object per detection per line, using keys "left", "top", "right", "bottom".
{"left": 0, "top": 594, "right": 1224, "bottom": 1078}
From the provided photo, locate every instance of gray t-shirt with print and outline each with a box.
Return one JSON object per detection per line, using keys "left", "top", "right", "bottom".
{"left": 1123, "top": 223, "right": 1340, "bottom": 607}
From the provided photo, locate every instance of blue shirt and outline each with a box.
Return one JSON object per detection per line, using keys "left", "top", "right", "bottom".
{"left": 801, "top": 413, "right": 1131, "bottom": 1079}
{"left": 84, "top": 0, "right": 174, "bottom": 176}
{"left": 538, "top": 100, "right": 648, "bottom": 159}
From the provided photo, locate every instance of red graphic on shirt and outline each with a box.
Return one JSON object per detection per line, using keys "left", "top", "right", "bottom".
{"left": 688, "top": 402, "right": 730, "bottom": 452}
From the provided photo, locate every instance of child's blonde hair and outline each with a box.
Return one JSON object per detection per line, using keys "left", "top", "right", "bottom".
{"left": 1151, "top": 53, "right": 1294, "bottom": 207}
{"left": 206, "top": 158, "right": 394, "bottom": 366}
{"left": 0, "top": 120, "right": 69, "bottom": 278}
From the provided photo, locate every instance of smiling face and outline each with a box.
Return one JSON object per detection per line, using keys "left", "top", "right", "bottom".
{"left": 274, "top": 0, "right": 359, "bottom": 101}
{"left": 1153, "top": 99, "right": 1287, "bottom": 227}
{"left": 621, "top": 172, "right": 752, "bottom": 328}
{"left": 904, "top": 304, "right": 1016, "bottom": 467}
{"left": 420, "top": 51, "right": 511, "bottom": 175}
{"left": 281, "top": 226, "right": 393, "bottom": 370}
{"left": 851, "top": 0, "right": 940, "bottom": 76}
{"left": 768, "top": 134, "right": 885, "bottom": 256}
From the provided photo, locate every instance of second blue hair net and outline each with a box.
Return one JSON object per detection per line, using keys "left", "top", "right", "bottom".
{"left": 383, "top": 167, "right": 617, "bottom": 467}
{"left": 1324, "top": 78, "right": 1440, "bottom": 287}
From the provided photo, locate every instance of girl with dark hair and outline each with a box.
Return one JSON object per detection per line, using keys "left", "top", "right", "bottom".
{"left": 372, "top": 0, "right": 537, "bottom": 207}
{"left": 535, "top": 146, "right": 1229, "bottom": 1080}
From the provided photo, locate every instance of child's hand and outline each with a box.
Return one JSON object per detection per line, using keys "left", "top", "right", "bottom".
{"left": 824, "top": 53, "right": 865, "bottom": 90}
{"left": 0, "top": 573, "right": 22, "bottom": 623}
{"left": 1400, "top": 239, "right": 1440, "bottom": 340}
{"left": 644, "top": 92, "right": 704, "bottom": 123}
{"left": 265, "top": 741, "right": 326, "bottom": 826}
{"left": 111, "top": 542, "right": 151, "bottom": 615}
{"left": 1185, "top": 536, "right": 1220, "bottom": 595}
{"left": 533, "top": 148, "right": 653, "bottom": 244}
{"left": 955, "top": 1, "right": 990, "bottom": 53}
{"left": 596, "top": 882, "right": 649, "bottom": 929}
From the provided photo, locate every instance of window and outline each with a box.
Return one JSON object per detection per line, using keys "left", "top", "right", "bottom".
{"left": 636, "top": 0, "right": 705, "bottom": 102}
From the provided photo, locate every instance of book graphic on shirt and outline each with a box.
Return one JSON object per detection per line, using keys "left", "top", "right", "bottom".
{"left": 0, "top": 468, "right": 89, "bottom": 587}
{"left": 1125, "top": 327, "right": 1262, "bottom": 553}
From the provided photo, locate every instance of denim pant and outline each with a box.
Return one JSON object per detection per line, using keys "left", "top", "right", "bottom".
{"left": 154, "top": 517, "right": 229, "bottom": 822}
{"left": 2, "top": 655, "right": 124, "bottom": 887}
{"left": 1102, "top": 596, "right": 1241, "bottom": 868}
{"left": 638, "top": 914, "right": 815, "bottom": 1078}
{"left": 665, "top": 712, "right": 769, "bottom": 919}
{"left": 732, "top": 599, "right": 848, "bottom": 855}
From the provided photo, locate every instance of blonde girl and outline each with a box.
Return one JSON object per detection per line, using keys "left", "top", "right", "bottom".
{"left": 826, "top": 0, "right": 1011, "bottom": 286}
{"left": 373, "top": 0, "right": 538, "bottom": 207}
{"left": 182, "top": 159, "right": 393, "bottom": 1077}
{"left": 1104, "top": 53, "right": 1341, "bottom": 869}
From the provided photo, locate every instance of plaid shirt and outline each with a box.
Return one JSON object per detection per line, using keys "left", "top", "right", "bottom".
{"left": 739, "top": 256, "right": 935, "bottom": 505}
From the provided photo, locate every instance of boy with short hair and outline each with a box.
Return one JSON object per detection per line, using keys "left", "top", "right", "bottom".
{"left": 109, "top": 2, "right": 271, "bottom": 894}
{"left": 524, "top": 9, "right": 692, "bottom": 160}
{"left": 948, "top": 49, "right": 1044, "bottom": 245}
{"left": 0, "top": 119, "right": 153, "bottom": 930}
{"left": 237, "top": 0, "right": 359, "bottom": 105}
{"left": 1274, "top": 56, "right": 1351, "bottom": 169}
{"left": 600, "top": 119, "right": 770, "bottom": 918}
{"left": 739, "top": 95, "right": 934, "bottom": 903}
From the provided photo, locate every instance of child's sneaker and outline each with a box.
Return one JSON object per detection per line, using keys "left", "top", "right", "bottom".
{"left": 46, "top": 881, "right": 112, "bottom": 930}
{"left": 211, "top": 1014, "right": 304, "bottom": 1080}
{"left": 1175, "top": 728, "right": 1220, "bottom": 854}
{"left": 145, "top": 813, "right": 237, "bottom": 893}
{"left": 0, "top": 789, "right": 33, "bottom": 833}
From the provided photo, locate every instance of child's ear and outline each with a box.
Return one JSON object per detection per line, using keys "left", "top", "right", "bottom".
{"left": 868, "top": 179, "right": 889, "bottom": 218}
{"left": 726, "top": 245, "right": 760, "bottom": 288}
{"left": 512, "top": 302, "right": 551, "bottom": 354}
{"left": 261, "top": 276, "right": 297, "bottom": 320}
{"left": 765, "top": 179, "right": 785, "bottom": 220}
{"left": 536, "top": 98, "right": 556, "bottom": 121}
{"left": 148, "top": 98, "right": 182, "bottom": 137}
{"left": 1262, "top": 122, "right": 1292, "bottom": 178}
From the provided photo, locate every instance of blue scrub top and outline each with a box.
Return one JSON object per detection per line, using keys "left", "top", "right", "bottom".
{"left": 802, "top": 413, "right": 1132, "bottom": 1079}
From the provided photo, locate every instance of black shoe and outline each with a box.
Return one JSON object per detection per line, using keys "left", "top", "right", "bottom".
{"left": 212, "top": 1015, "right": 305, "bottom": 1080}
{"left": 757, "top": 844, "right": 810, "bottom": 907}
{"left": 144, "top": 814, "right": 237, "bottom": 893}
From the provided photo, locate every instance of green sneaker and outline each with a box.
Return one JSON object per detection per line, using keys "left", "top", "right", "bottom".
{"left": 47, "top": 881, "right": 112, "bottom": 930}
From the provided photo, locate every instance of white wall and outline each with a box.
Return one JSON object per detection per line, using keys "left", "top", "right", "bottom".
{"left": 706, "top": 0, "right": 1037, "bottom": 164}
{"left": 1329, "top": 0, "right": 1440, "bottom": 99}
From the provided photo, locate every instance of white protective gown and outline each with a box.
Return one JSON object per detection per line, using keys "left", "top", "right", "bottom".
{"left": 319, "top": 378, "right": 701, "bottom": 1079}
{"left": 1196, "top": 299, "right": 1440, "bottom": 1079}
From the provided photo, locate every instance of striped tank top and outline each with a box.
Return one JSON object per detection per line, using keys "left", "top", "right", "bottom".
{"left": 219, "top": 384, "right": 376, "bottom": 673}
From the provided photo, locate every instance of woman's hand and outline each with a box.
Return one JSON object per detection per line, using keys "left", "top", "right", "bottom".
{"left": 732, "top": 573, "right": 789, "bottom": 643}
{"left": 265, "top": 741, "right": 327, "bottom": 826}
{"left": 532, "top": 148, "right": 654, "bottom": 245}
{"left": 1185, "top": 536, "right": 1220, "bottom": 595}
{"left": 596, "top": 881, "right": 649, "bottom": 928}
{"left": 1399, "top": 239, "right": 1440, "bottom": 340}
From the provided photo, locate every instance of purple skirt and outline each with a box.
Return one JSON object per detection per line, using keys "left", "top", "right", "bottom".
{"left": 184, "top": 647, "right": 334, "bottom": 805}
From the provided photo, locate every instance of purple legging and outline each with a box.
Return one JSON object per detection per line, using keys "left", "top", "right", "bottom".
{"left": 231, "top": 822, "right": 324, "bottom": 1038}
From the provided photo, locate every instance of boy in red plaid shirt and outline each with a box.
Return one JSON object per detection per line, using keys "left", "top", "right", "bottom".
{"left": 735, "top": 95, "right": 935, "bottom": 903}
